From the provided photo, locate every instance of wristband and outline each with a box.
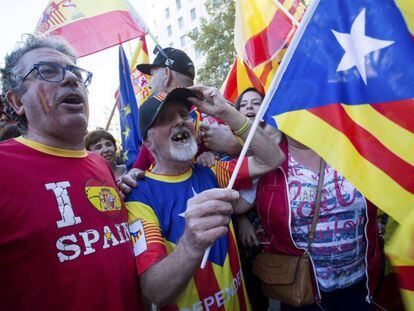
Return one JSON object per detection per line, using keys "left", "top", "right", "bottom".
{"left": 234, "top": 117, "right": 250, "bottom": 136}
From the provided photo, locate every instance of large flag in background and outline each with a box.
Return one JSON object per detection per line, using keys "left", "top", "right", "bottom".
{"left": 234, "top": 0, "right": 305, "bottom": 89}
{"left": 128, "top": 37, "right": 152, "bottom": 106}
{"left": 263, "top": 0, "right": 414, "bottom": 224}
{"left": 35, "top": 0, "right": 147, "bottom": 57}
{"left": 118, "top": 45, "right": 141, "bottom": 170}
{"left": 223, "top": 0, "right": 305, "bottom": 101}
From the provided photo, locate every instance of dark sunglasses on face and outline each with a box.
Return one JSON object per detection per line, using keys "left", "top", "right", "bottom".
{"left": 21, "top": 62, "right": 93, "bottom": 86}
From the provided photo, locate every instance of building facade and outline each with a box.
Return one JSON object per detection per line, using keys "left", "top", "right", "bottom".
{"left": 137, "top": 0, "right": 208, "bottom": 78}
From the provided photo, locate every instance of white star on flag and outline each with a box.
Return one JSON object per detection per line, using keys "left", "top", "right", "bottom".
{"left": 332, "top": 8, "right": 394, "bottom": 84}
{"left": 179, "top": 187, "right": 198, "bottom": 218}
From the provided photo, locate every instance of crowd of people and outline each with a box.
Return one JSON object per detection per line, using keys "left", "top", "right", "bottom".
{"left": 0, "top": 33, "right": 402, "bottom": 311}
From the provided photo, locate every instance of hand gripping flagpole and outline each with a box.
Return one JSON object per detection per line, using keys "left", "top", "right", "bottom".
{"left": 200, "top": 0, "right": 320, "bottom": 269}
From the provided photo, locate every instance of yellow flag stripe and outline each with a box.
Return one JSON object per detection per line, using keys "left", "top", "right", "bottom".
{"left": 234, "top": 0, "right": 277, "bottom": 55}
{"left": 395, "top": 0, "right": 414, "bottom": 35}
{"left": 126, "top": 201, "right": 160, "bottom": 227}
{"left": 39, "top": 0, "right": 129, "bottom": 32}
{"left": 275, "top": 110, "right": 414, "bottom": 223}
{"left": 342, "top": 104, "right": 414, "bottom": 166}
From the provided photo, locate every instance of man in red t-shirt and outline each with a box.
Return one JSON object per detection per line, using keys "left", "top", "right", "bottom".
{"left": 0, "top": 34, "right": 143, "bottom": 310}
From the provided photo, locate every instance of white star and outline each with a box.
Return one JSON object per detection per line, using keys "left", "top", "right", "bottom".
{"left": 179, "top": 187, "right": 198, "bottom": 218}
{"left": 332, "top": 8, "right": 394, "bottom": 84}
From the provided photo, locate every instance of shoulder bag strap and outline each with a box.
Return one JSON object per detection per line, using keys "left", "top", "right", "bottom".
{"left": 307, "top": 158, "right": 327, "bottom": 251}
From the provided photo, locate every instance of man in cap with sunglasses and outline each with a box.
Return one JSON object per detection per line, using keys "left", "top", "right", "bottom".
{"left": 0, "top": 35, "right": 143, "bottom": 309}
{"left": 125, "top": 85, "right": 285, "bottom": 309}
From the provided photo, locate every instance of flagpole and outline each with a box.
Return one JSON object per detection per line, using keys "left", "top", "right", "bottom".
{"left": 273, "top": 0, "right": 300, "bottom": 26}
{"left": 105, "top": 95, "right": 119, "bottom": 131}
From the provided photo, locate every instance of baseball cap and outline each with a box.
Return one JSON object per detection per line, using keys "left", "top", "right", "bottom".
{"left": 136, "top": 47, "right": 195, "bottom": 80}
{"left": 139, "top": 87, "right": 196, "bottom": 139}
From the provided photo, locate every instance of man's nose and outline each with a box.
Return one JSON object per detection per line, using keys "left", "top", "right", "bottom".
{"left": 60, "top": 69, "right": 79, "bottom": 86}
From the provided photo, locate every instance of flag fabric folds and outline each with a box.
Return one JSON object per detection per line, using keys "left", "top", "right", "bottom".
{"left": 263, "top": 0, "right": 414, "bottom": 225}
{"left": 118, "top": 45, "right": 141, "bottom": 170}
{"left": 128, "top": 37, "right": 152, "bottom": 106}
{"left": 223, "top": 0, "right": 305, "bottom": 101}
{"left": 35, "top": 0, "right": 147, "bottom": 57}
{"left": 221, "top": 57, "right": 264, "bottom": 103}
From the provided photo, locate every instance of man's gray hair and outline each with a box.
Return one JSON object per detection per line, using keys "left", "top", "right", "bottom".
{"left": 0, "top": 34, "right": 77, "bottom": 129}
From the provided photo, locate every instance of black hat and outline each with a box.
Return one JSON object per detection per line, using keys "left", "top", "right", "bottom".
{"left": 136, "top": 47, "right": 195, "bottom": 80}
{"left": 139, "top": 87, "right": 196, "bottom": 139}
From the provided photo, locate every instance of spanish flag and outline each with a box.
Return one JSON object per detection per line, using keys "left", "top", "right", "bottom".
{"left": 35, "top": 0, "right": 148, "bottom": 57}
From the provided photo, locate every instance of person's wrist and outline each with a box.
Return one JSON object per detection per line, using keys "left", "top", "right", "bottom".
{"left": 179, "top": 235, "right": 204, "bottom": 261}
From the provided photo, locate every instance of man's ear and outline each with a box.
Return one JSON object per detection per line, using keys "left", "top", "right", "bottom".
{"left": 6, "top": 90, "right": 25, "bottom": 116}
{"left": 163, "top": 67, "right": 173, "bottom": 87}
{"left": 143, "top": 138, "right": 153, "bottom": 152}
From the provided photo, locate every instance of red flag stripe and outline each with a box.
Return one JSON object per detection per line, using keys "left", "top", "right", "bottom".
{"left": 278, "top": 0, "right": 300, "bottom": 16}
{"left": 227, "top": 231, "right": 248, "bottom": 310}
{"left": 244, "top": 10, "right": 292, "bottom": 67}
{"left": 309, "top": 104, "right": 414, "bottom": 193}
{"left": 223, "top": 59, "right": 239, "bottom": 102}
{"left": 371, "top": 99, "right": 414, "bottom": 133}
{"left": 396, "top": 266, "right": 414, "bottom": 291}
{"left": 193, "top": 261, "right": 222, "bottom": 311}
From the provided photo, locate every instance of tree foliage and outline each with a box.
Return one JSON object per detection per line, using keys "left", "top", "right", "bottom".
{"left": 188, "top": 0, "right": 236, "bottom": 87}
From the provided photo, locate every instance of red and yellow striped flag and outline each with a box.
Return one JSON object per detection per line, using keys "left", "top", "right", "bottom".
{"left": 221, "top": 57, "right": 264, "bottom": 103}
{"left": 222, "top": 0, "right": 306, "bottom": 100}
{"left": 35, "top": 0, "right": 148, "bottom": 57}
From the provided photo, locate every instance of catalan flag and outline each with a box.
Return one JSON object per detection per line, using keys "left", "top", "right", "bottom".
{"left": 221, "top": 57, "right": 264, "bottom": 103}
{"left": 118, "top": 45, "right": 141, "bottom": 170}
{"left": 222, "top": 0, "right": 306, "bottom": 100}
{"left": 35, "top": 0, "right": 148, "bottom": 57}
{"left": 262, "top": 2, "right": 414, "bottom": 307}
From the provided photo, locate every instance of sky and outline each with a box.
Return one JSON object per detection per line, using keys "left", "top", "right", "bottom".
{"left": 0, "top": 0, "right": 149, "bottom": 132}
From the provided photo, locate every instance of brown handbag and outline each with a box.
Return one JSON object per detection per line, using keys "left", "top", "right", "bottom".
{"left": 252, "top": 159, "right": 326, "bottom": 307}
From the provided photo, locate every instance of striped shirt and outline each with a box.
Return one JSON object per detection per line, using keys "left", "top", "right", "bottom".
{"left": 288, "top": 155, "right": 367, "bottom": 291}
{"left": 126, "top": 164, "right": 251, "bottom": 310}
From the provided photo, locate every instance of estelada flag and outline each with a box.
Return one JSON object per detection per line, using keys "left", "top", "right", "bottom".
{"left": 35, "top": 0, "right": 148, "bottom": 57}
{"left": 263, "top": 0, "right": 414, "bottom": 224}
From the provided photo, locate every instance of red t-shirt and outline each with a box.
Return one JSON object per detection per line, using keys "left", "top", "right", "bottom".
{"left": 0, "top": 137, "right": 142, "bottom": 310}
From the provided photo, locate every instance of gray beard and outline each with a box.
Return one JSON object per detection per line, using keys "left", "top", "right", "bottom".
{"left": 169, "top": 138, "right": 198, "bottom": 162}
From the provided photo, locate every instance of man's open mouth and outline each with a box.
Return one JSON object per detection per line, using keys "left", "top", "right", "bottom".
{"left": 171, "top": 131, "right": 191, "bottom": 143}
{"left": 61, "top": 94, "right": 83, "bottom": 105}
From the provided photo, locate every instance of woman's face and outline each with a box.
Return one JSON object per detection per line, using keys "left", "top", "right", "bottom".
{"left": 88, "top": 138, "right": 116, "bottom": 164}
{"left": 239, "top": 91, "right": 263, "bottom": 119}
